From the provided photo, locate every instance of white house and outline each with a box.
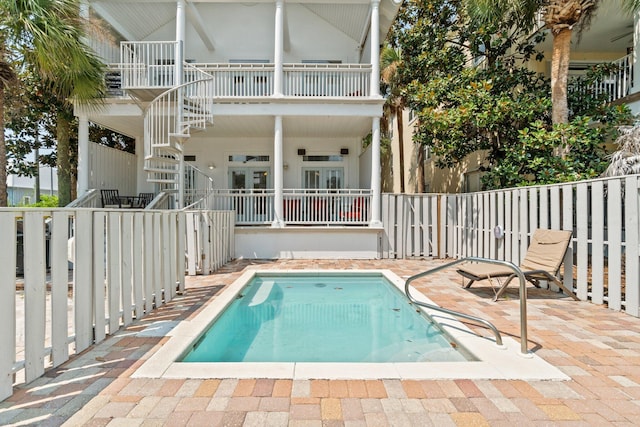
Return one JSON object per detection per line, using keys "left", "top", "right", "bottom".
{"left": 76, "top": 0, "right": 402, "bottom": 258}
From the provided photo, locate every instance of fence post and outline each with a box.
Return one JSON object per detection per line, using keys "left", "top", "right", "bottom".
{"left": 0, "top": 212, "right": 16, "bottom": 401}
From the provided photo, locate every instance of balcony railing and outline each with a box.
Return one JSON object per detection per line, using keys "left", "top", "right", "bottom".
{"left": 569, "top": 54, "right": 634, "bottom": 104}
{"left": 206, "top": 189, "right": 372, "bottom": 226}
{"left": 119, "top": 41, "right": 372, "bottom": 98}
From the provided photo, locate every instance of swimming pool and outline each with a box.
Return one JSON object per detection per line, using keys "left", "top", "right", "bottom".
{"left": 180, "top": 273, "right": 473, "bottom": 363}
{"left": 133, "top": 269, "right": 571, "bottom": 380}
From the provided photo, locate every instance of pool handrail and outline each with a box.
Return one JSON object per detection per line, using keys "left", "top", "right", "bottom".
{"left": 404, "top": 257, "right": 528, "bottom": 354}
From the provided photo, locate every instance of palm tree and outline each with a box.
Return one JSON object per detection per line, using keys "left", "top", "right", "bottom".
{"left": 0, "top": 42, "right": 16, "bottom": 207}
{"left": 381, "top": 45, "right": 407, "bottom": 193}
{"left": 603, "top": 125, "right": 640, "bottom": 176}
{"left": 465, "top": 0, "right": 601, "bottom": 125}
{"left": 0, "top": 0, "right": 106, "bottom": 207}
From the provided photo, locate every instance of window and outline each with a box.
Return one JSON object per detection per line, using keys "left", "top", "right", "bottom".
{"left": 302, "top": 155, "right": 343, "bottom": 162}
{"left": 228, "top": 155, "right": 270, "bottom": 163}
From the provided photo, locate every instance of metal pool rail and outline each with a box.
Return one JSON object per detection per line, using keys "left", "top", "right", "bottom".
{"left": 404, "top": 257, "right": 528, "bottom": 354}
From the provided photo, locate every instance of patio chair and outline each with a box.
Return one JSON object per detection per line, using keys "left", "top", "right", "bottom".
{"left": 134, "top": 192, "right": 154, "bottom": 208}
{"left": 456, "top": 229, "right": 580, "bottom": 301}
{"left": 101, "top": 189, "right": 124, "bottom": 208}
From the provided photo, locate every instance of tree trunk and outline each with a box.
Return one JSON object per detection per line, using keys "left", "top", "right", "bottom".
{"left": 396, "top": 107, "right": 405, "bottom": 193}
{"left": 416, "top": 144, "right": 425, "bottom": 193}
{"left": 57, "top": 113, "right": 73, "bottom": 206}
{"left": 0, "top": 85, "right": 7, "bottom": 207}
{"left": 551, "top": 28, "right": 572, "bottom": 125}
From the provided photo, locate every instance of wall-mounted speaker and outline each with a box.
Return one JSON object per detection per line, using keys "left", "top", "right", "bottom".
{"left": 340, "top": 148, "right": 349, "bottom": 155}
{"left": 297, "top": 149, "right": 306, "bottom": 155}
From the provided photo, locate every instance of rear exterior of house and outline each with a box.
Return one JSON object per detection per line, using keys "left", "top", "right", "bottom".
{"left": 77, "top": 0, "right": 402, "bottom": 258}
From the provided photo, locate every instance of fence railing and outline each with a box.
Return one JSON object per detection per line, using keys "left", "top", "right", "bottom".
{"left": 0, "top": 207, "right": 235, "bottom": 402}
{"left": 206, "top": 189, "right": 372, "bottom": 225}
{"left": 120, "top": 41, "right": 179, "bottom": 88}
{"left": 382, "top": 174, "right": 640, "bottom": 317}
{"left": 184, "top": 210, "right": 235, "bottom": 275}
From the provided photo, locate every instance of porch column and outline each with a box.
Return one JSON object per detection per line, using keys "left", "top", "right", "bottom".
{"left": 369, "top": 0, "right": 380, "bottom": 97}
{"left": 176, "top": 0, "right": 186, "bottom": 208}
{"left": 175, "top": 0, "right": 186, "bottom": 86}
{"left": 274, "top": 0, "right": 284, "bottom": 97}
{"left": 77, "top": 114, "right": 90, "bottom": 196}
{"left": 634, "top": 11, "right": 640, "bottom": 109}
{"left": 273, "top": 115, "right": 285, "bottom": 227}
{"left": 370, "top": 117, "right": 382, "bottom": 226}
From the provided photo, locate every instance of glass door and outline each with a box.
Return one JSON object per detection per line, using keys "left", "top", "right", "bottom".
{"left": 302, "top": 167, "right": 343, "bottom": 221}
{"left": 229, "top": 168, "right": 270, "bottom": 222}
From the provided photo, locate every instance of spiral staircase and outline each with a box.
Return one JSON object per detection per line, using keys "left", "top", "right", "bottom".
{"left": 143, "top": 65, "right": 215, "bottom": 207}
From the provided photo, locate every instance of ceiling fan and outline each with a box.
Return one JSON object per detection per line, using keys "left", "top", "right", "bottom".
{"left": 610, "top": 25, "right": 633, "bottom": 43}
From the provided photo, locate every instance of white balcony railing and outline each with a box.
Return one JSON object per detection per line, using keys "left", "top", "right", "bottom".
{"left": 569, "top": 54, "right": 634, "bottom": 104}
{"left": 120, "top": 41, "right": 179, "bottom": 88}
{"left": 206, "top": 189, "right": 372, "bottom": 225}
{"left": 119, "top": 41, "right": 372, "bottom": 98}
{"left": 283, "top": 64, "right": 371, "bottom": 97}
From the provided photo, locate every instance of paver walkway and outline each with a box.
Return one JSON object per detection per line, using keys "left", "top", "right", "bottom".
{"left": 2, "top": 258, "right": 640, "bottom": 426}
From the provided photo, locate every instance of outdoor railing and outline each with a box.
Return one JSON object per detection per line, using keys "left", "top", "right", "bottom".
{"left": 206, "top": 189, "right": 372, "bottom": 225}
{"left": 120, "top": 41, "right": 179, "bottom": 88}
{"left": 118, "top": 41, "right": 372, "bottom": 98}
{"left": 0, "top": 206, "right": 235, "bottom": 402}
{"left": 569, "top": 54, "right": 634, "bottom": 103}
{"left": 283, "top": 64, "right": 371, "bottom": 97}
{"left": 381, "top": 174, "right": 640, "bottom": 319}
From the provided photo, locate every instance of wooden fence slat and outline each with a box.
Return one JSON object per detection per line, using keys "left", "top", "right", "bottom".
{"left": 162, "top": 213, "right": 172, "bottom": 302}
{"left": 504, "top": 191, "right": 512, "bottom": 262}
{"left": 153, "top": 213, "right": 164, "bottom": 308}
{"left": 93, "top": 212, "right": 106, "bottom": 343}
{"left": 607, "top": 179, "right": 623, "bottom": 311}
{"left": 625, "top": 177, "right": 640, "bottom": 316}
{"left": 75, "top": 211, "right": 94, "bottom": 352}
{"left": 511, "top": 190, "right": 520, "bottom": 263}
{"left": 108, "top": 213, "right": 122, "bottom": 333}
{"left": 177, "top": 212, "right": 186, "bottom": 292}
{"left": 539, "top": 188, "right": 549, "bottom": 229}
{"left": 168, "top": 212, "right": 177, "bottom": 299}
{"left": 121, "top": 213, "right": 133, "bottom": 326}
{"left": 186, "top": 212, "right": 197, "bottom": 275}
{"left": 51, "top": 212, "right": 69, "bottom": 367}
{"left": 144, "top": 212, "right": 154, "bottom": 310}
{"left": 591, "top": 181, "right": 605, "bottom": 305}
{"left": 133, "top": 213, "right": 145, "bottom": 319}
{"left": 497, "top": 192, "right": 504, "bottom": 260}
{"left": 561, "top": 185, "right": 574, "bottom": 293}
{"left": 520, "top": 188, "right": 528, "bottom": 258}
{"left": 0, "top": 213, "right": 17, "bottom": 401}
{"left": 576, "top": 183, "right": 589, "bottom": 300}
{"left": 23, "top": 211, "right": 46, "bottom": 382}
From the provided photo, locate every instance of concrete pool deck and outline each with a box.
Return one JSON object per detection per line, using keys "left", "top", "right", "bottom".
{"left": 2, "top": 258, "right": 640, "bottom": 425}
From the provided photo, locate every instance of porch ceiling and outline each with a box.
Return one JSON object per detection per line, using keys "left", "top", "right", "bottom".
{"left": 88, "top": 0, "right": 401, "bottom": 47}
{"left": 204, "top": 115, "right": 373, "bottom": 138}
{"left": 86, "top": 113, "right": 372, "bottom": 140}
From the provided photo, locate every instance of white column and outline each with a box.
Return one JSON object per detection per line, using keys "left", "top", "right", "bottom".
{"left": 274, "top": 0, "right": 284, "bottom": 96}
{"left": 633, "top": 11, "right": 640, "bottom": 110}
{"left": 273, "top": 116, "right": 284, "bottom": 227}
{"left": 370, "top": 117, "right": 382, "bottom": 226}
{"left": 370, "top": 0, "right": 380, "bottom": 97}
{"left": 77, "top": 115, "right": 90, "bottom": 196}
{"left": 176, "top": 0, "right": 186, "bottom": 208}
{"left": 175, "top": 0, "right": 186, "bottom": 86}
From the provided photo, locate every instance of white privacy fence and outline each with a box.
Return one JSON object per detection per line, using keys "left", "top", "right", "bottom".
{"left": 382, "top": 174, "right": 640, "bottom": 317}
{"left": 0, "top": 207, "right": 235, "bottom": 402}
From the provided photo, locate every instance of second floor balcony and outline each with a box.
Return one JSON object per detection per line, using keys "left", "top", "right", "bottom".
{"left": 116, "top": 41, "right": 372, "bottom": 101}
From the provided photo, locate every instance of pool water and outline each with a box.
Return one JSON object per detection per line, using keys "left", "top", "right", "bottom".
{"left": 181, "top": 274, "right": 473, "bottom": 363}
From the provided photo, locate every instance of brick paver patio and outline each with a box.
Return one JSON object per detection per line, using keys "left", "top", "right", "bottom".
{"left": 2, "top": 258, "right": 640, "bottom": 426}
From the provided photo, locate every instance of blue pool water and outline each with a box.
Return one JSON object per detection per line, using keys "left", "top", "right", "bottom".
{"left": 181, "top": 274, "right": 472, "bottom": 363}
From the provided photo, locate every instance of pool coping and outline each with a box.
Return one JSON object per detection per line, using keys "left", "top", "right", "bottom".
{"left": 132, "top": 269, "right": 570, "bottom": 381}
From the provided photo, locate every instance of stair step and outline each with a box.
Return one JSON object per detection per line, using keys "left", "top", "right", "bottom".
{"left": 145, "top": 155, "right": 180, "bottom": 164}
{"left": 144, "top": 167, "right": 179, "bottom": 174}
{"left": 147, "top": 178, "right": 178, "bottom": 184}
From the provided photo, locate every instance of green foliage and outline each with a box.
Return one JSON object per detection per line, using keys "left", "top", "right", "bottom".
{"left": 388, "top": 0, "right": 634, "bottom": 191}
{"left": 25, "top": 194, "right": 59, "bottom": 208}
{"left": 482, "top": 117, "right": 613, "bottom": 188}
